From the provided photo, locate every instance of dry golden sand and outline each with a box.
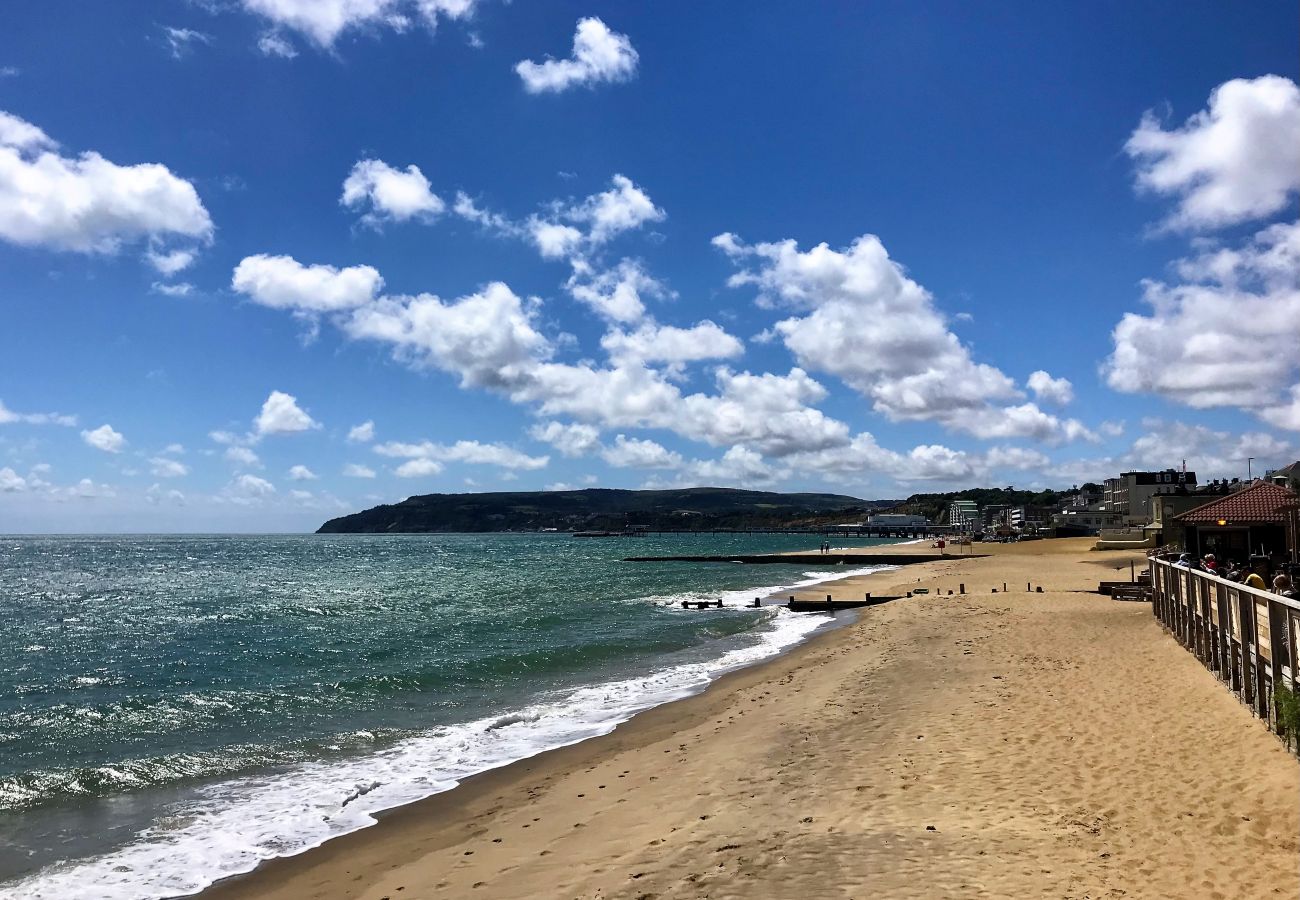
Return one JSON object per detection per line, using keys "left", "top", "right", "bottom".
{"left": 204, "top": 538, "right": 1300, "bottom": 900}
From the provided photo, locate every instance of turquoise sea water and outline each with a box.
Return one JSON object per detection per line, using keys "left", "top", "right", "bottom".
{"left": 0, "top": 533, "right": 896, "bottom": 899}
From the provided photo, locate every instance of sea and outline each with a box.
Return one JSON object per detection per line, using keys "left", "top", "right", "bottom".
{"left": 0, "top": 532, "right": 899, "bottom": 899}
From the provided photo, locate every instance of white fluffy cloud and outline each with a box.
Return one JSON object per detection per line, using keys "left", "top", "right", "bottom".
{"left": 393, "top": 458, "right": 443, "bottom": 478}
{"left": 344, "top": 282, "right": 551, "bottom": 389}
{"left": 515, "top": 17, "right": 638, "bottom": 94}
{"left": 1026, "top": 370, "right": 1074, "bottom": 406}
{"left": 0, "top": 467, "right": 26, "bottom": 492}
{"left": 288, "top": 464, "right": 318, "bottom": 480}
{"left": 81, "top": 424, "right": 126, "bottom": 453}
{"left": 0, "top": 110, "right": 212, "bottom": 255}
{"left": 347, "top": 420, "right": 376, "bottom": 442}
{"left": 455, "top": 175, "right": 664, "bottom": 262}
{"left": 716, "top": 232, "right": 1090, "bottom": 443}
{"left": 601, "top": 434, "right": 682, "bottom": 469}
{"left": 1128, "top": 418, "right": 1292, "bottom": 477}
{"left": 341, "top": 159, "right": 444, "bottom": 226}
{"left": 0, "top": 398, "right": 75, "bottom": 427}
{"left": 146, "top": 245, "right": 196, "bottom": 275}
{"left": 225, "top": 446, "right": 262, "bottom": 467}
{"left": 530, "top": 421, "right": 601, "bottom": 457}
{"left": 1104, "top": 220, "right": 1300, "bottom": 422}
{"left": 1126, "top": 75, "right": 1300, "bottom": 231}
{"left": 343, "top": 463, "right": 377, "bottom": 478}
{"left": 564, "top": 258, "right": 665, "bottom": 323}
{"left": 239, "top": 0, "right": 478, "bottom": 49}
{"left": 376, "top": 439, "right": 549, "bottom": 470}
{"left": 600, "top": 321, "right": 743, "bottom": 369}
{"left": 233, "top": 473, "right": 276, "bottom": 496}
{"left": 254, "top": 390, "right": 320, "bottom": 436}
{"left": 149, "top": 456, "right": 189, "bottom": 478}
{"left": 233, "top": 254, "right": 383, "bottom": 312}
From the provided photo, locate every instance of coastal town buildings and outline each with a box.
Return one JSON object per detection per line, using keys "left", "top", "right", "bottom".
{"left": 947, "top": 500, "right": 980, "bottom": 530}
{"left": 1172, "top": 480, "right": 1299, "bottom": 562}
{"left": 1101, "top": 469, "right": 1198, "bottom": 525}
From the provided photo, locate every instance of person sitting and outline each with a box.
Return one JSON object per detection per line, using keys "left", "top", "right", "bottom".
{"left": 1202, "top": 553, "right": 1218, "bottom": 572}
{"left": 1243, "top": 558, "right": 1269, "bottom": 590}
{"left": 1174, "top": 552, "right": 1204, "bottom": 571}
{"left": 1273, "top": 573, "right": 1298, "bottom": 599}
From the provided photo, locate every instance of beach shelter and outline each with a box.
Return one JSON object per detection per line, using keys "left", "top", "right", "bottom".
{"left": 1174, "top": 480, "right": 1299, "bottom": 562}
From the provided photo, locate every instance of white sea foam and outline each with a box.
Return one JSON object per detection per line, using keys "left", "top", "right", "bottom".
{"left": 5, "top": 564, "right": 892, "bottom": 900}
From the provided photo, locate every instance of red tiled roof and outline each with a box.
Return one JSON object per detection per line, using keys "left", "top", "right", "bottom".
{"left": 1176, "top": 480, "right": 1300, "bottom": 525}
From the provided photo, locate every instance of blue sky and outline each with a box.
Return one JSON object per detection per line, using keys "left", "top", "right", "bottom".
{"left": 1, "top": 1, "right": 1297, "bottom": 532}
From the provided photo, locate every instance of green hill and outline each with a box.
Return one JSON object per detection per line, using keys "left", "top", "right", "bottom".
{"left": 316, "top": 487, "right": 892, "bottom": 533}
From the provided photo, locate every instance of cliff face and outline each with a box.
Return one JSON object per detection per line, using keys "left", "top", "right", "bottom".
{"left": 316, "top": 487, "right": 884, "bottom": 533}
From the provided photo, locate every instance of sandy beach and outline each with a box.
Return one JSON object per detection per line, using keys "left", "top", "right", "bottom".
{"left": 203, "top": 538, "right": 1300, "bottom": 899}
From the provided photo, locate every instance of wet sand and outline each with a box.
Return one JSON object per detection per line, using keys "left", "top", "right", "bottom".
{"left": 202, "top": 538, "right": 1300, "bottom": 899}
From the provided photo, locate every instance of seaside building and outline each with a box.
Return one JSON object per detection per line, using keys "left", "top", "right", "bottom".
{"left": 947, "top": 500, "right": 980, "bottom": 530}
{"left": 866, "top": 513, "right": 929, "bottom": 526}
{"left": 1173, "top": 480, "right": 1299, "bottom": 562}
{"left": 1101, "top": 469, "right": 1198, "bottom": 525}
{"left": 1007, "top": 504, "right": 1053, "bottom": 533}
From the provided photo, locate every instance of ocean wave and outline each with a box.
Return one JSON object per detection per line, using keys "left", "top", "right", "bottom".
{"left": 5, "top": 608, "right": 835, "bottom": 899}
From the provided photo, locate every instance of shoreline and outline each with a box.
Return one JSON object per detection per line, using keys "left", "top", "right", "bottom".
{"left": 199, "top": 539, "right": 1300, "bottom": 899}
{"left": 198, "top": 559, "right": 918, "bottom": 900}
{"left": 5, "top": 549, "right": 903, "bottom": 899}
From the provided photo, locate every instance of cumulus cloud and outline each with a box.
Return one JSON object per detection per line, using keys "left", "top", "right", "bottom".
{"left": 232, "top": 473, "right": 276, "bottom": 496}
{"left": 341, "top": 159, "right": 444, "bottom": 226}
{"left": 1104, "top": 220, "right": 1300, "bottom": 423}
{"left": 716, "top": 232, "right": 1091, "bottom": 443}
{"left": 1126, "top": 75, "right": 1300, "bottom": 231}
{"left": 146, "top": 483, "right": 187, "bottom": 506}
{"left": 224, "top": 446, "right": 262, "bottom": 467}
{"left": 146, "top": 245, "right": 197, "bottom": 275}
{"left": 564, "top": 258, "right": 666, "bottom": 323}
{"left": 81, "top": 424, "right": 126, "bottom": 453}
{"left": 288, "top": 464, "right": 318, "bottom": 480}
{"left": 239, "top": 0, "right": 479, "bottom": 49}
{"left": 347, "top": 420, "right": 376, "bottom": 442}
{"left": 393, "top": 458, "right": 443, "bottom": 478}
{"left": 1026, "top": 370, "right": 1074, "bottom": 406}
{"left": 0, "top": 109, "right": 212, "bottom": 255}
{"left": 149, "top": 456, "right": 189, "bottom": 478}
{"left": 601, "top": 434, "right": 682, "bottom": 469}
{"left": 455, "top": 175, "right": 664, "bottom": 262}
{"left": 343, "top": 463, "right": 377, "bottom": 478}
{"left": 1128, "top": 418, "right": 1292, "bottom": 477}
{"left": 530, "top": 421, "right": 601, "bottom": 457}
{"left": 515, "top": 17, "right": 638, "bottom": 94}
{"left": 232, "top": 254, "right": 383, "bottom": 312}
{"left": 600, "top": 321, "right": 744, "bottom": 371}
{"left": 0, "top": 467, "right": 26, "bottom": 492}
{"left": 375, "top": 439, "right": 549, "bottom": 470}
{"left": 254, "top": 390, "right": 320, "bottom": 436}
{"left": 0, "top": 398, "right": 76, "bottom": 426}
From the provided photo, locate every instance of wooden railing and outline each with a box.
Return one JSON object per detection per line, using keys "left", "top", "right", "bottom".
{"left": 1150, "top": 558, "right": 1300, "bottom": 750}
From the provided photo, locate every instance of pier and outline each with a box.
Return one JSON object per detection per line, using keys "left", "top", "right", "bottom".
{"left": 1150, "top": 557, "right": 1300, "bottom": 753}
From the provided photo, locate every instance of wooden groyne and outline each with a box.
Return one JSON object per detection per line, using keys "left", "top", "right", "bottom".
{"left": 1150, "top": 558, "right": 1300, "bottom": 753}
{"left": 624, "top": 552, "right": 974, "bottom": 565}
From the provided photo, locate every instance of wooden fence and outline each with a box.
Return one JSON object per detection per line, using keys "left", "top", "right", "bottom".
{"left": 1150, "top": 558, "right": 1300, "bottom": 750}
